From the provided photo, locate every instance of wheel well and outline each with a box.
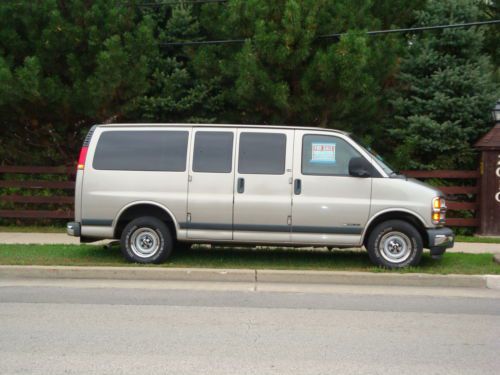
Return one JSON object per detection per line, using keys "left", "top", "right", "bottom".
{"left": 363, "top": 212, "right": 428, "bottom": 248}
{"left": 114, "top": 204, "right": 177, "bottom": 240}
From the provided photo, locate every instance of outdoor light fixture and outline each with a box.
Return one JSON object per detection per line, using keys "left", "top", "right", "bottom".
{"left": 493, "top": 100, "right": 500, "bottom": 123}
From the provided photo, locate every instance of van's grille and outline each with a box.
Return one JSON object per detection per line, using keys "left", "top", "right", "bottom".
{"left": 83, "top": 125, "right": 97, "bottom": 147}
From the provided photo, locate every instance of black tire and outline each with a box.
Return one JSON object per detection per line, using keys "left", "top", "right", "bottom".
{"left": 367, "top": 220, "right": 423, "bottom": 268}
{"left": 120, "top": 216, "right": 173, "bottom": 264}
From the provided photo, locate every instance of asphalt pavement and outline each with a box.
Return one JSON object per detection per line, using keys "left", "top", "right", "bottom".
{"left": 1, "top": 278, "right": 499, "bottom": 375}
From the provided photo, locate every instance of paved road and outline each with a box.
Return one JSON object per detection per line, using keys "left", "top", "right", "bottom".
{"left": 0, "top": 279, "right": 499, "bottom": 375}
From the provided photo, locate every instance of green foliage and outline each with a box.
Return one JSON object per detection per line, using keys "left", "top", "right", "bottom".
{"left": 201, "top": 0, "right": 401, "bottom": 133}
{"left": 480, "top": 0, "right": 500, "bottom": 79}
{"left": 0, "top": 0, "right": 156, "bottom": 164}
{"left": 0, "top": 0, "right": 497, "bottom": 169}
{"left": 389, "top": 0, "right": 499, "bottom": 170}
{"left": 129, "top": 3, "right": 223, "bottom": 123}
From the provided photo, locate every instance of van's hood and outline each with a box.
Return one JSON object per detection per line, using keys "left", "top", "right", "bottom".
{"left": 407, "top": 177, "right": 444, "bottom": 197}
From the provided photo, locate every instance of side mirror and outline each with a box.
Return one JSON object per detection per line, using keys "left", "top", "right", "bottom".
{"left": 349, "top": 157, "right": 372, "bottom": 178}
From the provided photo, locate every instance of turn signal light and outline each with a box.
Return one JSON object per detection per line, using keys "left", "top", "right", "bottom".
{"left": 432, "top": 197, "right": 447, "bottom": 225}
{"left": 432, "top": 197, "right": 445, "bottom": 211}
{"left": 433, "top": 198, "right": 441, "bottom": 209}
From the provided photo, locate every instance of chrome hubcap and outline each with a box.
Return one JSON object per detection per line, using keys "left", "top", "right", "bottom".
{"left": 379, "top": 231, "right": 412, "bottom": 264}
{"left": 130, "top": 228, "right": 160, "bottom": 258}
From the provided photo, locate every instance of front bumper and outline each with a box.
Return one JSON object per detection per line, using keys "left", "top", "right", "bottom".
{"left": 66, "top": 221, "right": 81, "bottom": 237}
{"left": 426, "top": 227, "right": 454, "bottom": 257}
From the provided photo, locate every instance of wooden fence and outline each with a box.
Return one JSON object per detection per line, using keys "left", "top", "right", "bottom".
{"left": 0, "top": 166, "right": 480, "bottom": 227}
{"left": 0, "top": 166, "right": 75, "bottom": 220}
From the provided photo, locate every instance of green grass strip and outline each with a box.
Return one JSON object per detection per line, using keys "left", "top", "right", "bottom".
{"left": 1, "top": 227, "right": 499, "bottom": 244}
{"left": 0, "top": 244, "right": 498, "bottom": 275}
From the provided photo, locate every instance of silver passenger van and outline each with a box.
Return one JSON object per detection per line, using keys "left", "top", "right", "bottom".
{"left": 67, "top": 124, "right": 454, "bottom": 268}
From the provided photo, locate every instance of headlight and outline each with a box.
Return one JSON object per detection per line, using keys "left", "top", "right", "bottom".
{"left": 432, "top": 197, "right": 447, "bottom": 225}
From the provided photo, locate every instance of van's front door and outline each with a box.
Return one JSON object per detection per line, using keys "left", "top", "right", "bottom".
{"left": 291, "top": 131, "right": 372, "bottom": 246}
{"left": 233, "top": 129, "right": 295, "bottom": 242}
{"left": 186, "top": 128, "right": 236, "bottom": 240}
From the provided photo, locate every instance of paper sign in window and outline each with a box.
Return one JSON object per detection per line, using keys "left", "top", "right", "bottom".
{"left": 311, "top": 143, "right": 336, "bottom": 164}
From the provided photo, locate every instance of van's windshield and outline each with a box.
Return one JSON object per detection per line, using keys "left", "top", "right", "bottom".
{"left": 350, "top": 136, "right": 396, "bottom": 176}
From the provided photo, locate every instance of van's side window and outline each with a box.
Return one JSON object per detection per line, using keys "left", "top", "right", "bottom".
{"left": 193, "top": 131, "right": 234, "bottom": 173}
{"left": 238, "top": 132, "right": 286, "bottom": 175}
{"left": 302, "top": 135, "right": 362, "bottom": 176}
{"left": 93, "top": 131, "right": 188, "bottom": 172}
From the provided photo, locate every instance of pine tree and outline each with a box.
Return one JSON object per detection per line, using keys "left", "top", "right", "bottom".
{"left": 129, "top": 2, "right": 224, "bottom": 124}
{"left": 481, "top": 0, "right": 500, "bottom": 80}
{"left": 0, "top": 0, "right": 156, "bottom": 164}
{"left": 389, "top": 0, "right": 499, "bottom": 170}
{"left": 211, "top": 0, "right": 385, "bottom": 130}
{"left": 190, "top": 0, "right": 424, "bottom": 146}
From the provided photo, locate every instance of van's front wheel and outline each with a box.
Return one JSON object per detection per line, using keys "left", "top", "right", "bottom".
{"left": 367, "top": 220, "right": 423, "bottom": 268}
{"left": 120, "top": 217, "right": 173, "bottom": 264}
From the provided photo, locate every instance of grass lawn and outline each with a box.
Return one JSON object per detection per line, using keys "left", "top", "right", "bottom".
{"left": 1, "top": 226, "right": 499, "bottom": 244}
{"left": 0, "top": 244, "right": 498, "bottom": 275}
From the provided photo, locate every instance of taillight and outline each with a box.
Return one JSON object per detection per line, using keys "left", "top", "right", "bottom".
{"left": 77, "top": 146, "right": 88, "bottom": 170}
{"left": 77, "top": 125, "right": 97, "bottom": 170}
{"left": 432, "top": 197, "right": 447, "bottom": 225}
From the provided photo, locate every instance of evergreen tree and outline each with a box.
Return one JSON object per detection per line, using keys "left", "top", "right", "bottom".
{"left": 130, "top": 3, "right": 223, "bottom": 123}
{"left": 205, "top": 0, "right": 397, "bottom": 132}
{"left": 188, "top": 0, "right": 426, "bottom": 146}
{"left": 4, "top": 0, "right": 497, "bottom": 171}
{"left": 389, "top": 0, "right": 499, "bottom": 170}
{"left": 481, "top": 0, "right": 500, "bottom": 80}
{"left": 0, "top": 0, "right": 156, "bottom": 164}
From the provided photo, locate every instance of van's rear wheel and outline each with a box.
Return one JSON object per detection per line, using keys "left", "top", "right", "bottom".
{"left": 367, "top": 220, "right": 423, "bottom": 268}
{"left": 120, "top": 216, "right": 173, "bottom": 264}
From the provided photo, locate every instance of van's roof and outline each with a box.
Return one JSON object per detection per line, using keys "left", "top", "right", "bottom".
{"left": 97, "top": 123, "right": 350, "bottom": 136}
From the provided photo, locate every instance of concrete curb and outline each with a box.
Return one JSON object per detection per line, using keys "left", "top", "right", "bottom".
{"left": 0, "top": 266, "right": 256, "bottom": 282}
{"left": 486, "top": 275, "right": 500, "bottom": 290}
{"left": 257, "top": 269, "right": 489, "bottom": 288}
{"left": 1, "top": 265, "right": 498, "bottom": 289}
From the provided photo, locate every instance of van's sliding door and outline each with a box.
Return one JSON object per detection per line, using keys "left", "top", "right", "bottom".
{"left": 232, "top": 129, "right": 295, "bottom": 243}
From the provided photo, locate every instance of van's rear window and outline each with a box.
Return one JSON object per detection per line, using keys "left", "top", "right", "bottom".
{"left": 92, "top": 130, "right": 189, "bottom": 172}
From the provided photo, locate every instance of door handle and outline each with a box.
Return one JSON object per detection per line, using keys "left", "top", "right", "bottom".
{"left": 294, "top": 179, "right": 302, "bottom": 195}
{"left": 237, "top": 177, "right": 245, "bottom": 193}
